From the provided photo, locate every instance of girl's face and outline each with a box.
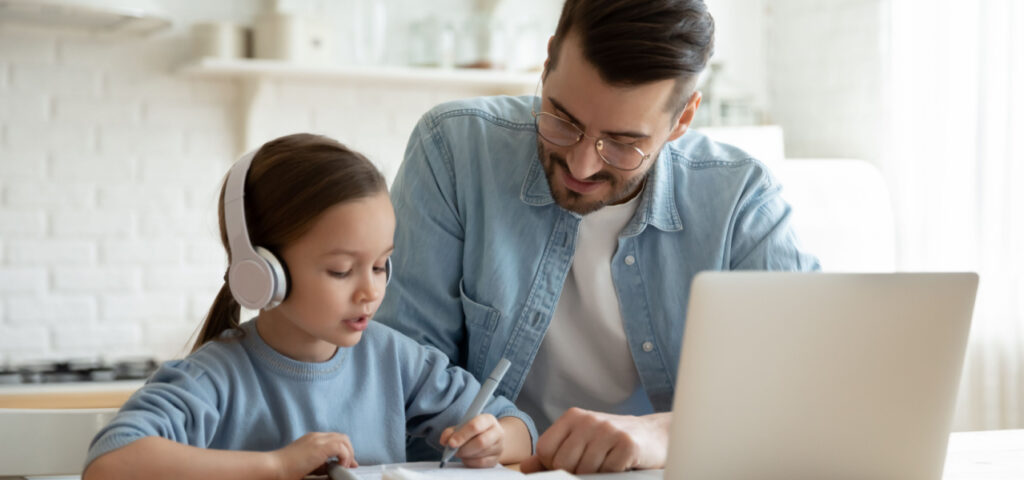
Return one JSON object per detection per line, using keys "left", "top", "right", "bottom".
{"left": 258, "top": 191, "right": 395, "bottom": 362}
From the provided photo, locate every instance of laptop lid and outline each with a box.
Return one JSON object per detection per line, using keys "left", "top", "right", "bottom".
{"left": 665, "top": 272, "right": 978, "bottom": 480}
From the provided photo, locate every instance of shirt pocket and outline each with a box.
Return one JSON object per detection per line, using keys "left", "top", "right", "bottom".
{"left": 459, "top": 279, "right": 501, "bottom": 378}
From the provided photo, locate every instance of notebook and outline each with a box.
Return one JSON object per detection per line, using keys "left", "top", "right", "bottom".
{"left": 664, "top": 272, "right": 978, "bottom": 480}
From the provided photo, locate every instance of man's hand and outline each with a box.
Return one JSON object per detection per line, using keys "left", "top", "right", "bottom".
{"left": 518, "top": 408, "right": 671, "bottom": 474}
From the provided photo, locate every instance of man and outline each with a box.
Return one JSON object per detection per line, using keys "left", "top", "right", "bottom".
{"left": 377, "top": 0, "right": 819, "bottom": 473}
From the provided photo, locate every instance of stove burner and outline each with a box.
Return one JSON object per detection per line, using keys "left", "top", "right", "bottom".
{"left": 0, "top": 358, "right": 158, "bottom": 385}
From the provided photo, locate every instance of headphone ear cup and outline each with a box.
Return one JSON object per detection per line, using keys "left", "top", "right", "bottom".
{"left": 255, "top": 246, "right": 288, "bottom": 310}
{"left": 227, "top": 255, "right": 275, "bottom": 310}
{"left": 385, "top": 257, "right": 392, "bottom": 287}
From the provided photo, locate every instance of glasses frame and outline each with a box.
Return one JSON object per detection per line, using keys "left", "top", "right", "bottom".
{"left": 531, "top": 81, "right": 652, "bottom": 172}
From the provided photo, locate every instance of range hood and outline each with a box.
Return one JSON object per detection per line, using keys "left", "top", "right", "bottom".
{"left": 0, "top": 0, "right": 171, "bottom": 36}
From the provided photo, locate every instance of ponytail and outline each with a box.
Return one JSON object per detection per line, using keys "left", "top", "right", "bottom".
{"left": 192, "top": 280, "right": 243, "bottom": 352}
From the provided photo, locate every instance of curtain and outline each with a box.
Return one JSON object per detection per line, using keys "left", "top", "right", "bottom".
{"left": 885, "top": 0, "right": 1023, "bottom": 430}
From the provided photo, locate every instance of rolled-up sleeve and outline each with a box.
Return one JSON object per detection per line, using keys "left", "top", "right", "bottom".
{"left": 730, "top": 168, "right": 821, "bottom": 271}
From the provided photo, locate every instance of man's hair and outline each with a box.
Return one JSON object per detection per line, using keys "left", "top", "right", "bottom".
{"left": 546, "top": 0, "right": 715, "bottom": 112}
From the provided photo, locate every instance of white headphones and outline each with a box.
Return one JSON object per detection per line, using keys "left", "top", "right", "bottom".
{"left": 223, "top": 149, "right": 392, "bottom": 311}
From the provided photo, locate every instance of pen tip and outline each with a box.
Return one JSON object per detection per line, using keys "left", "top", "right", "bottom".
{"left": 439, "top": 460, "right": 446, "bottom": 469}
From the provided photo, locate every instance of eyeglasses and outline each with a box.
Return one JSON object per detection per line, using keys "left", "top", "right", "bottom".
{"left": 532, "top": 83, "right": 652, "bottom": 171}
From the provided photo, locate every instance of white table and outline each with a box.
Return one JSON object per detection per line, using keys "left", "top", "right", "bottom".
{"left": 940, "top": 429, "right": 1024, "bottom": 479}
{"left": 573, "top": 430, "right": 1024, "bottom": 479}
{"left": 5, "top": 430, "right": 1021, "bottom": 479}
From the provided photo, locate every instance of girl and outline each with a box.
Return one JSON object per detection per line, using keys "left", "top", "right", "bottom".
{"left": 83, "top": 134, "right": 535, "bottom": 479}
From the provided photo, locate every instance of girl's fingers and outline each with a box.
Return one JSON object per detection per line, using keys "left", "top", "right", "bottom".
{"left": 447, "top": 414, "right": 497, "bottom": 448}
{"left": 455, "top": 425, "right": 502, "bottom": 459}
{"left": 439, "top": 427, "right": 456, "bottom": 448}
{"left": 317, "top": 432, "right": 358, "bottom": 468}
{"left": 339, "top": 441, "right": 357, "bottom": 468}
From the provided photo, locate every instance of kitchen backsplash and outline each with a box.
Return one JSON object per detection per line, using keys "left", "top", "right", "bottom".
{"left": 1, "top": 25, "right": 243, "bottom": 364}
{"left": 0, "top": 0, "right": 540, "bottom": 366}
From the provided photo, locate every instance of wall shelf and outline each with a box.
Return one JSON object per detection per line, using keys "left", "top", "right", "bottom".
{"left": 176, "top": 57, "right": 539, "bottom": 92}
{"left": 176, "top": 57, "right": 539, "bottom": 152}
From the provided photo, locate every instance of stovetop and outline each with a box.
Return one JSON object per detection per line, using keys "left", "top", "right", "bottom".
{"left": 0, "top": 358, "right": 158, "bottom": 386}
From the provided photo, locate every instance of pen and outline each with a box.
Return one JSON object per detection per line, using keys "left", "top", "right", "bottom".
{"left": 439, "top": 358, "right": 512, "bottom": 468}
{"left": 326, "top": 459, "right": 359, "bottom": 480}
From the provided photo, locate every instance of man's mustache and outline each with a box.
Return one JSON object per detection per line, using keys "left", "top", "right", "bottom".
{"left": 549, "top": 152, "right": 615, "bottom": 184}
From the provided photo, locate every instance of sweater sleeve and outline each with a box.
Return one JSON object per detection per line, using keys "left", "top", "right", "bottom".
{"left": 84, "top": 359, "right": 224, "bottom": 469}
{"left": 394, "top": 332, "right": 538, "bottom": 454}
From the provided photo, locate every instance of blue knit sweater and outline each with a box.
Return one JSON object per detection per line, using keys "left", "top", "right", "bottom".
{"left": 85, "top": 319, "right": 536, "bottom": 468}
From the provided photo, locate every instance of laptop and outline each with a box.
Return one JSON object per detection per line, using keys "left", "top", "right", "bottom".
{"left": 664, "top": 272, "right": 978, "bottom": 480}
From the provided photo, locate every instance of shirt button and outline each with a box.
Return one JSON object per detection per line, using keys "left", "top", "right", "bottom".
{"left": 642, "top": 341, "right": 654, "bottom": 352}
{"left": 624, "top": 255, "right": 636, "bottom": 265}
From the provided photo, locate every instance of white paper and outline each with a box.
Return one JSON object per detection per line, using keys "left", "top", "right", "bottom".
{"left": 522, "top": 471, "right": 584, "bottom": 479}
{"left": 338, "top": 461, "right": 527, "bottom": 480}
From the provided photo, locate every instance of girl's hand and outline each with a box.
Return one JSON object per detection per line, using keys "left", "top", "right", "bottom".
{"left": 268, "top": 432, "right": 358, "bottom": 480}
{"left": 439, "top": 413, "right": 504, "bottom": 468}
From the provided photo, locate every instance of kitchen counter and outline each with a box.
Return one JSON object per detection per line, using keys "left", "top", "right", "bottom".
{"left": 0, "top": 381, "right": 143, "bottom": 409}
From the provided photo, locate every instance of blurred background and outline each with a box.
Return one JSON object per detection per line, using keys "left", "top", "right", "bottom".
{"left": 0, "top": 0, "right": 1020, "bottom": 431}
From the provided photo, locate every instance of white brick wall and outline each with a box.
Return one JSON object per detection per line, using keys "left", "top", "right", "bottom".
{"left": 0, "top": 267, "right": 48, "bottom": 293}
{"left": 0, "top": 94, "right": 49, "bottom": 123}
{"left": 0, "top": 0, "right": 551, "bottom": 366}
{"left": 0, "top": 35, "right": 57, "bottom": 63}
{"left": 51, "top": 211, "right": 133, "bottom": 237}
{"left": 0, "top": 211, "right": 47, "bottom": 236}
{"left": 7, "top": 295, "right": 97, "bottom": 325}
{"left": 101, "top": 293, "right": 186, "bottom": 322}
{"left": 0, "top": 150, "right": 46, "bottom": 180}
{"left": 53, "top": 267, "right": 142, "bottom": 292}
{"left": 0, "top": 325, "right": 50, "bottom": 357}
{"left": 52, "top": 325, "right": 143, "bottom": 353}
{"left": 6, "top": 123, "right": 96, "bottom": 151}
{"left": 0, "top": 16, "right": 235, "bottom": 364}
{"left": 7, "top": 240, "right": 97, "bottom": 265}
{"left": 6, "top": 183, "right": 95, "bottom": 209}
{"left": 97, "top": 186, "right": 186, "bottom": 212}
{"left": 101, "top": 240, "right": 183, "bottom": 265}
{"left": 11, "top": 63, "right": 100, "bottom": 96}
{"left": 51, "top": 152, "right": 135, "bottom": 183}
{"left": 53, "top": 96, "right": 141, "bottom": 125}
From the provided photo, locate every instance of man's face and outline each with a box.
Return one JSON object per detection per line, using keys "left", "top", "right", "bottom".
{"left": 537, "top": 33, "right": 696, "bottom": 215}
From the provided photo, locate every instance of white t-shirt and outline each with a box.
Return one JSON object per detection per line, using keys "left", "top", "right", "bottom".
{"left": 518, "top": 193, "right": 654, "bottom": 432}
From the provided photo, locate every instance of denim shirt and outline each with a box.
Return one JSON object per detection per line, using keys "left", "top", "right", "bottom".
{"left": 377, "top": 95, "right": 820, "bottom": 414}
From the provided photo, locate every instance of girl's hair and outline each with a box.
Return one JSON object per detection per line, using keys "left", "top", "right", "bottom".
{"left": 192, "top": 133, "right": 387, "bottom": 352}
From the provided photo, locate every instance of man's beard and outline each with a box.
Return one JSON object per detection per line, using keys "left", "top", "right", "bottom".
{"left": 538, "top": 141, "right": 649, "bottom": 215}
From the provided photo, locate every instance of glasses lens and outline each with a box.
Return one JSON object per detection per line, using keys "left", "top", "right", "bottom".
{"left": 598, "top": 138, "right": 645, "bottom": 170}
{"left": 536, "top": 114, "right": 582, "bottom": 147}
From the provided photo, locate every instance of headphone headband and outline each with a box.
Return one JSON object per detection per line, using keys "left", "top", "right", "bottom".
{"left": 224, "top": 150, "right": 259, "bottom": 267}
